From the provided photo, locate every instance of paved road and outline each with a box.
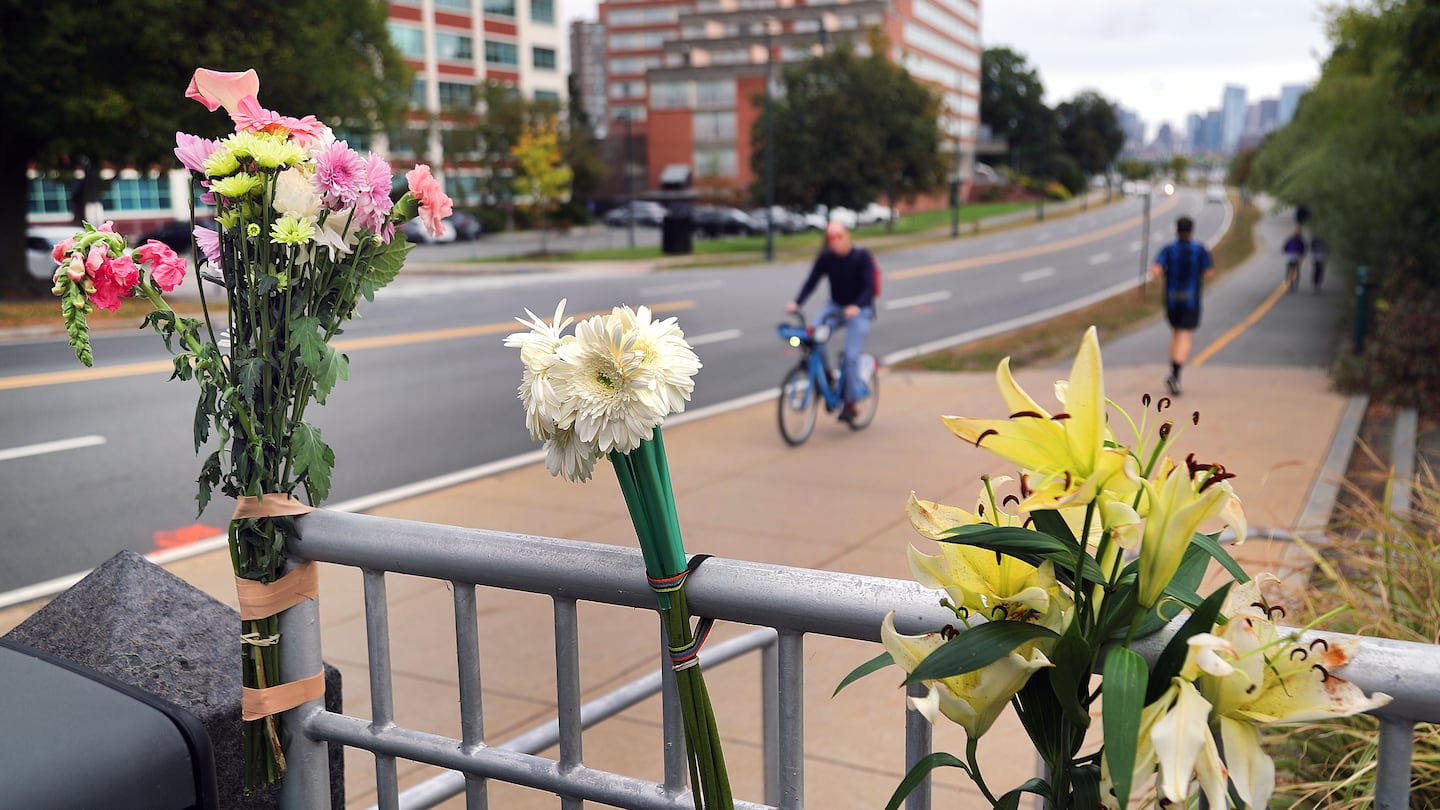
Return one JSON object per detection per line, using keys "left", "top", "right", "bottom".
{"left": 0, "top": 189, "right": 1228, "bottom": 596}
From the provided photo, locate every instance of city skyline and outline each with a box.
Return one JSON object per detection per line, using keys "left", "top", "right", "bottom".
{"left": 564, "top": 0, "right": 1346, "bottom": 139}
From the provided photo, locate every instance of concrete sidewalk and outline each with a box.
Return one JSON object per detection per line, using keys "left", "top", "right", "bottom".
{"left": 53, "top": 359, "right": 1343, "bottom": 809}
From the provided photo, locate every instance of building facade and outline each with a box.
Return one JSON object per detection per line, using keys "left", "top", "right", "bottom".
{"left": 570, "top": 20, "right": 609, "bottom": 137}
{"left": 599, "top": 0, "right": 980, "bottom": 207}
{"left": 26, "top": 1, "right": 567, "bottom": 230}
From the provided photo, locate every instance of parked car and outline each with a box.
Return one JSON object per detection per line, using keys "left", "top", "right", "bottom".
{"left": 445, "top": 211, "right": 483, "bottom": 241}
{"left": 856, "top": 202, "right": 893, "bottom": 227}
{"left": 691, "top": 206, "right": 760, "bottom": 238}
{"left": 26, "top": 225, "right": 78, "bottom": 279}
{"left": 402, "top": 216, "right": 457, "bottom": 244}
{"left": 1206, "top": 184, "right": 1227, "bottom": 203}
{"left": 603, "top": 200, "right": 668, "bottom": 228}
{"left": 138, "top": 218, "right": 218, "bottom": 253}
{"left": 747, "top": 207, "right": 805, "bottom": 234}
{"left": 793, "top": 209, "right": 827, "bottom": 231}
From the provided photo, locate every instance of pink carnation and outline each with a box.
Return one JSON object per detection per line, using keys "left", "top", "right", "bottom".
{"left": 405, "top": 165, "right": 453, "bottom": 238}
{"left": 135, "top": 240, "right": 188, "bottom": 292}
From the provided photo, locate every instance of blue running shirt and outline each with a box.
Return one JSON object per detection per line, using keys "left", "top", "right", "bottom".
{"left": 1155, "top": 239, "right": 1212, "bottom": 308}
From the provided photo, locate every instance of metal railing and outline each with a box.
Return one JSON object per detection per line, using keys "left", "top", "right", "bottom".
{"left": 274, "top": 510, "right": 1440, "bottom": 810}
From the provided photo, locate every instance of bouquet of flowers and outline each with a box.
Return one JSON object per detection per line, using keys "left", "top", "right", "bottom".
{"left": 50, "top": 67, "right": 452, "bottom": 791}
{"left": 843, "top": 327, "right": 1391, "bottom": 809}
{"left": 505, "top": 300, "right": 732, "bottom": 809}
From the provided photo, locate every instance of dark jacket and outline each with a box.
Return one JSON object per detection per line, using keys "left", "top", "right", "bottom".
{"left": 793, "top": 246, "right": 875, "bottom": 309}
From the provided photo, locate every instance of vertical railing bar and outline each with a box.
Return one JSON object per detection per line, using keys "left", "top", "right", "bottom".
{"left": 1374, "top": 716, "right": 1416, "bottom": 810}
{"left": 363, "top": 568, "right": 400, "bottom": 810}
{"left": 903, "top": 682, "right": 932, "bottom": 810}
{"left": 277, "top": 564, "right": 331, "bottom": 809}
{"left": 659, "top": 620, "right": 689, "bottom": 795}
{"left": 453, "top": 582, "right": 488, "bottom": 810}
{"left": 760, "top": 635, "right": 781, "bottom": 806}
{"left": 777, "top": 630, "right": 805, "bottom": 810}
{"left": 554, "top": 597, "right": 584, "bottom": 810}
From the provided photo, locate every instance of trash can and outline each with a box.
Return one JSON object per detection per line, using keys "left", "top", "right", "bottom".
{"left": 0, "top": 638, "right": 219, "bottom": 809}
{"left": 662, "top": 207, "right": 694, "bottom": 255}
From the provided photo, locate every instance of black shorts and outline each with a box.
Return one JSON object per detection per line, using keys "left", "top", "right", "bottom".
{"left": 1166, "top": 304, "right": 1200, "bottom": 330}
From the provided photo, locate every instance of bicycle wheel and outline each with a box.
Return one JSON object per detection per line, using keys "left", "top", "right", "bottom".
{"left": 845, "top": 354, "right": 880, "bottom": 431}
{"left": 777, "top": 365, "right": 819, "bottom": 446}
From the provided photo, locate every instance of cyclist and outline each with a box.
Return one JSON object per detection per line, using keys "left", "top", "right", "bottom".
{"left": 1282, "top": 227, "right": 1307, "bottom": 293}
{"left": 785, "top": 221, "right": 876, "bottom": 423}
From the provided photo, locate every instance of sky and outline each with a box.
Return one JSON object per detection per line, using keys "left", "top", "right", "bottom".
{"left": 562, "top": 0, "right": 1344, "bottom": 139}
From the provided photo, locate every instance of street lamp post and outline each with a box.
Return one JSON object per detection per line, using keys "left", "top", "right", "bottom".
{"left": 950, "top": 139, "right": 962, "bottom": 239}
{"left": 1138, "top": 187, "right": 1152, "bottom": 297}
{"left": 763, "top": 19, "right": 777, "bottom": 262}
{"left": 620, "top": 109, "right": 636, "bottom": 249}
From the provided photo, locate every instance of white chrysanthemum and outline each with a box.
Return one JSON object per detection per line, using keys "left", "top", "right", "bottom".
{"left": 610, "top": 305, "right": 701, "bottom": 417}
{"left": 545, "top": 426, "right": 599, "bottom": 482}
{"left": 553, "top": 312, "right": 664, "bottom": 454}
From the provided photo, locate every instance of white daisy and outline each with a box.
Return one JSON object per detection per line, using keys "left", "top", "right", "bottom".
{"left": 554, "top": 312, "right": 664, "bottom": 454}
{"left": 611, "top": 305, "right": 701, "bottom": 417}
{"left": 544, "top": 425, "right": 599, "bottom": 482}
{"left": 505, "top": 300, "right": 577, "bottom": 436}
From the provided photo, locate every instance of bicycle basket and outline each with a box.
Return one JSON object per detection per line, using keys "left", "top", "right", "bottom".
{"left": 777, "top": 323, "right": 811, "bottom": 346}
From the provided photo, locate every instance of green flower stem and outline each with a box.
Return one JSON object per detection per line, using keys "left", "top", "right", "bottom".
{"left": 965, "top": 737, "right": 998, "bottom": 805}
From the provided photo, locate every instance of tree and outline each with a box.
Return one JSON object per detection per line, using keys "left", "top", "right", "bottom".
{"left": 562, "top": 73, "right": 607, "bottom": 218}
{"left": 0, "top": 0, "right": 410, "bottom": 298}
{"left": 749, "top": 40, "right": 946, "bottom": 214}
{"left": 511, "top": 118, "right": 573, "bottom": 254}
{"left": 1054, "top": 90, "right": 1125, "bottom": 187}
{"left": 981, "top": 47, "right": 1059, "bottom": 180}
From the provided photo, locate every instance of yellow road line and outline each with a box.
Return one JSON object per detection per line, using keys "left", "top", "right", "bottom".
{"left": 891, "top": 194, "right": 1183, "bottom": 281}
{"left": 1191, "top": 282, "right": 1288, "bottom": 368}
{"left": 0, "top": 299, "right": 697, "bottom": 391}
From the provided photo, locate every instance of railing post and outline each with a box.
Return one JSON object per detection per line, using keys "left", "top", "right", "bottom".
{"left": 761, "top": 636, "right": 781, "bottom": 806}
{"left": 1375, "top": 717, "right": 1416, "bottom": 810}
{"left": 278, "top": 572, "right": 331, "bottom": 809}
{"left": 903, "top": 682, "right": 932, "bottom": 810}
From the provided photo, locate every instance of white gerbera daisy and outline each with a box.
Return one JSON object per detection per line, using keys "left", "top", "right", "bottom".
{"left": 545, "top": 425, "right": 599, "bottom": 482}
{"left": 554, "top": 312, "right": 664, "bottom": 454}
{"left": 612, "top": 304, "right": 701, "bottom": 417}
{"left": 505, "top": 300, "right": 577, "bottom": 436}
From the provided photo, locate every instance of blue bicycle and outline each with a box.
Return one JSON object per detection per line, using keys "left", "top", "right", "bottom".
{"left": 776, "top": 313, "right": 879, "bottom": 445}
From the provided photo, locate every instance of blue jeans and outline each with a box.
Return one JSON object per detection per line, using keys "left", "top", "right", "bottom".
{"left": 814, "top": 301, "right": 874, "bottom": 404}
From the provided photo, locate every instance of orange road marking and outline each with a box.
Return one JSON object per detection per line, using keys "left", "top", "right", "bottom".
{"left": 154, "top": 523, "right": 225, "bottom": 549}
{"left": 1191, "top": 282, "right": 1289, "bottom": 368}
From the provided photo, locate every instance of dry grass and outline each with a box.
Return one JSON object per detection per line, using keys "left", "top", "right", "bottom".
{"left": 898, "top": 196, "right": 1258, "bottom": 372}
{"left": 1265, "top": 461, "right": 1440, "bottom": 808}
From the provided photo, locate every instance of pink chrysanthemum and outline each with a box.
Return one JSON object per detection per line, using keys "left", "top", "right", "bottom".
{"left": 174, "top": 132, "right": 221, "bottom": 174}
{"left": 194, "top": 224, "right": 222, "bottom": 267}
{"left": 354, "top": 153, "right": 395, "bottom": 236}
{"left": 312, "top": 141, "right": 365, "bottom": 211}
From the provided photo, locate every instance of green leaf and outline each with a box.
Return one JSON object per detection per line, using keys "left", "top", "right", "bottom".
{"left": 1028, "top": 508, "right": 1077, "bottom": 545}
{"left": 1100, "top": 647, "right": 1149, "bottom": 808}
{"left": 1192, "top": 530, "right": 1251, "bottom": 584}
{"left": 994, "top": 777, "right": 1054, "bottom": 810}
{"left": 907, "top": 620, "right": 1059, "bottom": 684}
{"left": 1046, "top": 618, "right": 1092, "bottom": 726}
{"left": 1070, "top": 764, "right": 1102, "bottom": 809}
{"left": 192, "top": 383, "right": 215, "bottom": 451}
{"left": 196, "top": 451, "right": 222, "bottom": 516}
{"left": 834, "top": 651, "right": 894, "bottom": 697}
{"left": 233, "top": 356, "right": 265, "bottom": 406}
{"left": 882, "top": 752, "right": 970, "bottom": 810}
{"left": 290, "top": 422, "right": 334, "bottom": 504}
{"left": 1146, "top": 582, "right": 1232, "bottom": 703}
{"left": 938, "top": 524, "right": 1108, "bottom": 587}
{"left": 1014, "top": 670, "right": 1068, "bottom": 764}
{"left": 359, "top": 239, "right": 412, "bottom": 302}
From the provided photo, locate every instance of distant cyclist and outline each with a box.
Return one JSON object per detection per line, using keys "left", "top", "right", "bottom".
{"left": 1283, "top": 227, "right": 1307, "bottom": 293}
{"left": 785, "top": 221, "right": 876, "bottom": 424}
{"left": 1150, "top": 215, "right": 1214, "bottom": 397}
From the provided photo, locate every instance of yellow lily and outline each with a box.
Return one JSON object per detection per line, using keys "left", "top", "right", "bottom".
{"left": 1136, "top": 460, "right": 1244, "bottom": 608}
{"left": 941, "top": 326, "right": 1132, "bottom": 511}
{"left": 880, "top": 612, "right": 1052, "bottom": 739}
{"left": 906, "top": 491, "right": 1073, "bottom": 634}
{"left": 1177, "top": 577, "right": 1393, "bottom": 807}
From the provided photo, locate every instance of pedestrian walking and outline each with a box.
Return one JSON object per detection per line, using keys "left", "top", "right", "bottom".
{"left": 1149, "top": 216, "right": 1214, "bottom": 397}
{"left": 1310, "top": 234, "right": 1328, "bottom": 292}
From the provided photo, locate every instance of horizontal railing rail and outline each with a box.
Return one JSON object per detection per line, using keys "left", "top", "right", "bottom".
{"left": 277, "top": 510, "right": 1440, "bottom": 810}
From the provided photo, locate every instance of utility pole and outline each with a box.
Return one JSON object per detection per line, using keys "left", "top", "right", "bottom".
{"left": 1138, "top": 189, "right": 1152, "bottom": 298}
{"left": 621, "top": 110, "right": 635, "bottom": 249}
